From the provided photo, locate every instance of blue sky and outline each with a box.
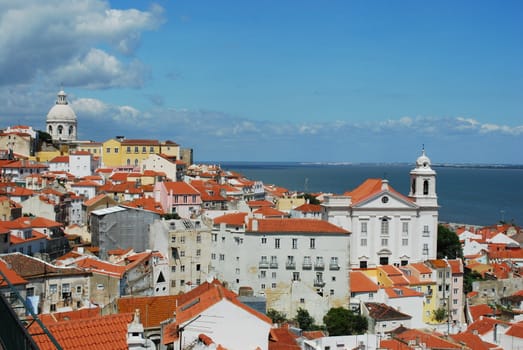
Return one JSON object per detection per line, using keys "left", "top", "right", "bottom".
{"left": 1, "top": 1, "right": 522, "bottom": 163}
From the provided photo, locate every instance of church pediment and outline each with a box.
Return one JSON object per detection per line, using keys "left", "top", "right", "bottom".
{"left": 352, "top": 190, "right": 418, "bottom": 209}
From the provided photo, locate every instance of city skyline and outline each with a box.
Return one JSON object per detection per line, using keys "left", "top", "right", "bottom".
{"left": 1, "top": 0, "right": 522, "bottom": 164}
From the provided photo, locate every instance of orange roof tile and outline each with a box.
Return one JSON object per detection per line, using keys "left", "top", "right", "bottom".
{"left": 163, "top": 181, "right": 200, "bottom": 195}
{"left": 0, "top": 259, "right": 28, "bottom": 286}
{"left": 466, "top": 317, "right": 508, "bottom": 335}
{"left": 246, "top": 218, "right": 349, "bottom": 234}
{"left": 293, "top": 203, "right": 322, "bottom": 213}
{"left": 396, "top": 329, "right": 462, "bottom": 349}
{"left": 118, "top": 295, "right": 179, "bottom": 328}
{"left": 469, "top": 304, "right": 498, "bottom": 322}
{"left": 343, "top": 178, "right": 413, "bottom": 205}
{"left": 451, "top": 332, "right": 492, "bottom": 350}
{"left": 350, "top": 271, "right": 378, "bottom": 293}
{"left": 383, "top": 286, "right": 424, "bottom": 298}
{"left": 30, "top": 313, "right": 133, "bottom": 350}
{"left": 214, "top": 212, "right": 248, "bottom": 226}
{"left": 408, "top": 262, "right": 433, "bottom": 275}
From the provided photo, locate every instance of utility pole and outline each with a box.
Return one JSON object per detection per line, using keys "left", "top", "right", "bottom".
{"left": 178, "top": 314, "right": 201, "bottom": 350}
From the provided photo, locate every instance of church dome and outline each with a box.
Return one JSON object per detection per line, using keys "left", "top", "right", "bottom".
{"left": 46, "top": 90, "right": 77, "bottom": 122}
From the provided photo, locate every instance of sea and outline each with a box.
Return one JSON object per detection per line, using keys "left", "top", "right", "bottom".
{"left": 218, "top": 162, "right": 523, "bottom": 227}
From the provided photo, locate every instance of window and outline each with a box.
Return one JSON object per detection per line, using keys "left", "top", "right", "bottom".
{"left": 381, "top": 218, "right": 389, "bottom": 235}
{"left": 274, "top": 238, "right": 280, "bottom": 249}
{"left": 261, "top": 237, "right": 267, "bottom": 244}
{"left": 300, "top": 298, "right": 305, "bottom": 303}
{"left": 423, "top": 180, "right": 429, "bottom": 195}
{"left": 134, "top": 146, "right": 139, "bottom": 153}
{"left": 260, "top": 270, "right": 266, "bottom": 278}
{"left": 453, "top": 299, "right": 458, "bottom": 305}
{"left": 50, "top": 304, "right": 56, "bottom": 312}
{"left": 127, "top": 146, "right": 131, "bottom": 153}
{"left": 261, "top": 284, "right": 266, "bottom": 289}
{"left": 423, "top": 243, "right": 429, "bottom": 255}
{"left": 330, "top": 289, "right": 335, "bottom": 296}
{"left": 361, "top": 222, "right": 367, "bottom": 235}
{"left": 76, "top": 286, "right": 82, "bottom": 294}
{"left": 196, "top": 264, "right": 201, "bottom": 271}
{"left": 49, "top": 284, "right": 57, "bottom": 294}
{"left": 171, "top": 236, "right": 176, "bottom": 243}
{"left": 114, "top": 148, "right": 119, "bottom": 153}
{"left": 97, "top": 284, "right": 105, "bottom": 290}
{"left": 402, "top": 222, "right": 409, "bottom": 235}
{"left": 379, "top": 257, "right": 389, "bottom": 265}
{"left": 235, "top": 268, "right": 240, "bottom": 275}
{"left": 292, "top": 238, "right": 298, "bottom": 249}
{"left": 62, "top": 283, "right": 71, "bottom": 293}
{"left": 293, "top": 272, "right": 300, "bottom": 281}
{"left": 423, "top": 225, "right": 430, "bottom": 236}
{"left": 180, "top": 251, "right": 185, "bottom": 257}
{"left": 180, "top": 236, "right": 185, "bottom": 243}
{"left": 310, "top": 238, "right": 316, "bottom": 249}
{"left": 219, "top": 254, "right": 225, "bottom": 261}
{"left": 180, "top": 265, "right": 185, "bottom": 272}
{"left": 196, "top": 235, "right": 201, "bottom": 243}
{"left": 360, "top": 261, "right": 368, "bottom": 268}
{"left": 106, "top": 148, "right": 110, "bottom": 153}
{"left": 196, "top": 249, "right": 201, "bottom": 256}
{"left": 150, "top": 146, "right": 155, "bottom": 153}
{"left": 402, "top": 238, "right": 408, "bottom": 246}
{"left": 212, "top": 234, "right": 217, "bottom": 242}
{"left": 271, "top": 283, "right": 277, "bottom": 289}
{"left": 361, "top": 238, "right": 367, "bottom": 246}
{"left": 211, "top": 253, "right": 216, "bottom": 260}
{"left": 171, "top": 266, "right": 176, "bottom": 272}
{"left": 272, "top": 272, "right": 277, "bottom": 279}
{"left": 142, "top": 146, "right": 147, "bottom": 153}
{"left": 381, "top": 238, "right": 388, "bottom": 246}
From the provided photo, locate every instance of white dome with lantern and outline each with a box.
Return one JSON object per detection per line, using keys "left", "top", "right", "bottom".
{"left": 46, "top": 89, "right": 77, "bottom": 142}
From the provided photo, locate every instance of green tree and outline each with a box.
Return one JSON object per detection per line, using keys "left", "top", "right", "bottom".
{"left": 432, "top": 307, "right": 447, "bottom": 323}
{"left": 299, "top": 193, "right": 320, "bottom": 205}
{"left": 463, "top": 267, "right": 484, "bottom": 294}
{"left": 323, "top": 307, "right": 368, "bottom": 336}
{"left": 437, "top": 224, "right": 463, "bottom": 259}
{"left": 294, "top": 308, "right": 316, "bottom": 331}
{"left": 266, "top": 309, "right": 287, "bottom": 324}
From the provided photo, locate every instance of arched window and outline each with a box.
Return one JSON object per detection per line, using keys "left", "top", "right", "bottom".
{"left": 411, "top": 178, "right": 416, "bottom": 195}
{"left": 134, "top": 159, "right": 139, "bottom": 166}
{"left": 58, "top": 125, "right": 63, "bottom": 134}
{"left": 48, "top": 125, "right": 53, "bottom": 133}
{"left": 126, "top": 158, "right": 131, "bottom": 166}
{"left": 69, "top": 125, "right": 74, "bottom": 135}
{"left": 423, "top": 180, "right": 429, "bottom": 195}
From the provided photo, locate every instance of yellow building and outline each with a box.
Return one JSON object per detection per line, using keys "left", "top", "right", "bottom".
{"left": 101, "top": 138, "right": 123, "bottom": 167}
{"left": 160, "top": 140, "right": 180, "bottom": 158}
{"left": 77, "top": 142, "right": 103, "bottom": 158}
{"left": 121, "top": 139, "right": 161, "bottom": 168}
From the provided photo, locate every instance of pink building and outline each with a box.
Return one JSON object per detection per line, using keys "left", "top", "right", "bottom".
{"left": 154, "top": 181, "right": 202, "bottom": 218}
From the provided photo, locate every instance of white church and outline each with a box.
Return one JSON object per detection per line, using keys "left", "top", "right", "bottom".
{"left": 322, "top": 149, "right": 438, "bottom": 268}
{"left": 46, "top": 89, "right": 77, "bottom": 142}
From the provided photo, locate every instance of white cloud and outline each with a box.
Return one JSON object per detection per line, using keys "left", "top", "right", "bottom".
{"left": 0, "top": 1, "right": 163, "bottom": 87}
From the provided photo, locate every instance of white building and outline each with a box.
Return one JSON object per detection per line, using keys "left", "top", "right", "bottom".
{"left": 322, "top": 149, "right": 438, "bottom": 268}
{"left": 69, "top": 151, "right": 94, "bottom": 178}
{"left": 46, "top": 89, "right": 77, "bottom": 142}
{"left": 209, "top": 214, "right": 351, "bottom": 322}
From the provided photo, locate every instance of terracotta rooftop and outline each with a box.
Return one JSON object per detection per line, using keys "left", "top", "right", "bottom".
{"left": 118, "top": 295, "right": 179, "bottom": 328}
{"left": 246, "top": 218, "right": 349, "bottom": 234}
{"left": 395, "top": 329, "right": 463, "bottom": 349}
{"left": 214, "top": 212, "right": 248, "bottom": 226}
{"left": 365, "top": 302, "right": 412, "bottom": 321}
{"left": 383, "top": 286, "right": 424, "bottom": 298}
{"left": 293, "top": 203, "right": 322, "bottom": 213}
{"left": 30, "top": 313, "right": 133, "bottom": 350}
{"left": 0, "top": 253, "right": 89, "bottom": 279}
{"left": 0, "top": 259, "right": 28, "bottom": 286}
{"left": 343, "top": 178, "right": 413, "bottom": 206}
{"left": 350, "top": 271, "right": 378, "bottom": 293}
{"left": 162, "top": 181, "right": 200, "bottom": 195}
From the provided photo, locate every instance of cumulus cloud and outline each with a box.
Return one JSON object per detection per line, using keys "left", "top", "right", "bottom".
{"left": 0, "top": 0, "right": 163, "bottom": 87}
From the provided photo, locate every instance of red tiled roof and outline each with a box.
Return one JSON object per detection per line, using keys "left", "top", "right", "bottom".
{"left": 71, "top": 180, "right": 99, "bottom": 187}
{"left": 396, "top": 329, "right": 462, "bottom": 349}
{"left": 408, "top": 262, "right": 432, "bottom": 275}
{"left": 163, "top": 181, "right": 200, "bottom": 195}
{"left": 30, "top": 217, "right": 62, "bottom": 228}
{"left": 118, "top": 295, "right": 179, "bottom": 328}
{"left": 380, "top": 339, "right": 412, "bottom": 350}
{"left": 253, "top": 207, "right": 287, "bottom": 218}
{"left": 49, "top": 156, "right": 69, "bottom": 163}
{"left": 293, "top": 203, "right": 322, "bottom": 213}
{"left": 451, "top": 332, "right": 492, "bottom": 350}
{"left": 123, "top": 197, "right": 165, "bottom": 215}
{"left": 38, "top": 308, "right": 102, "bottom": 323}
{"left": 350, "top": 271, "right": 378, "bottom": 293}
{"left": 214, "top": 212, "right": 248, "bottom": 226}
{"left": 469, "top": 304, "right": 498, "bottom": 322}
{"left": 506, "top": 323, "right": 523, "bottom": 338}
{"left": 301, "top": 330, "right": 326, "bottom": 340}
{"left": 30, "top": 313, "right": 133, "bottom": 350}
{"left": 121, "top": 139, "right": 160, "bottom": 145}
{"left": 246, "top": 218, "right": 349, "bottom": 234}
{"left": 0, "top": 259, "right": 28, "bottom": 286}
{"left": 383, "top": 286, "right": 423, "bottom": 298}
{"left": 466, "top": 317, "right": 508, "bottom": 335}
{"left": 269, "top": 327, "right": 300, "bottom": 350}
{"left": 83, "top": 194, "right": 112, "bottom": 207}
{"left": 247, "top": 200, "right": 274, "bottom": 208}
{"left": 343, "top": 178, "right": 413, "bottom": 205}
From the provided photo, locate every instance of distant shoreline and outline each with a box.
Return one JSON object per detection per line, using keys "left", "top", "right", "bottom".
{"left": 213, "top": 161, "right": 523, "bottom": 170}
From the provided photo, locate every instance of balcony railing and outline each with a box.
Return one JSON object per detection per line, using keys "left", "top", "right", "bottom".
{"left": 314, "top": 262, "right": 325, "bottom": 270}
{"left": 302, "top": 262, "right": 312, "bottom": 270}
{"left": 286, "top": 262, "right": 296, "bottom": 270}
{"left": 259, "top": 261, "right": 269, "bottom": 269}
{"left": 329, "top": 263, "right": 340, "bottom": 270}
{"left": 313, "top": 279, "right": 325, "bottom": 287}
{"left": 270, "top": 262, "right": 278, "bottom": 269}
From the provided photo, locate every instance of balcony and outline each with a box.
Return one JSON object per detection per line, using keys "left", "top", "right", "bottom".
{"left": 314, "top": 262, "right": 325, "bottom": 271}
{"left": 313, "top": 279, "right": 326, "bottom": 287}
{"left": 270, "top": 262, "right": 278, "bottom": 269}
{"left": 302, "top": 262, "right": 312, "bottom": 270}
{"left": 329, "top": 263, "right": 340, "bottom": 271}
{"left": 286, "top": 262, "right": 296, "bottom": 270}
{"left": 259, "top": 261, "right": 269, "bottom": 269}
